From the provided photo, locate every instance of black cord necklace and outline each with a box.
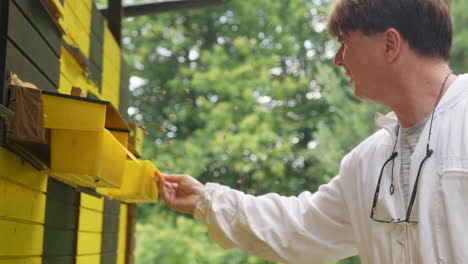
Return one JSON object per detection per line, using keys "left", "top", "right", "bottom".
{"left": 389, "top": 71, "right": 452, "bottom": 195}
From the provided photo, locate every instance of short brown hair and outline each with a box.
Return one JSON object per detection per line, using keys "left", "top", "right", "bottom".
{"left": 326, "top": 0, "right": 452, "bottom": 61}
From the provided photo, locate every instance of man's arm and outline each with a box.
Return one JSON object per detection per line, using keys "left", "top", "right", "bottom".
{"left": 155, "top": 173, "right": 357, "bottom": 264}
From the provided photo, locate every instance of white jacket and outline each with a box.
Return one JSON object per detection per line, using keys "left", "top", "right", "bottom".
{"left": 194, "top": 74, "right": 468, "bottom": 264}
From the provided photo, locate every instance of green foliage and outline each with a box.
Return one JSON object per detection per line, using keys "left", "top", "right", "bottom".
{"left": 123, "top": 0, "right": 468, "bottom": 263}
{"left": 136, "top": 204, "right": 276, "bottom": 264}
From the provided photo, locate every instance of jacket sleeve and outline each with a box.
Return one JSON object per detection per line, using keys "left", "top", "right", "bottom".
{"left": 193, "top": 173, "right": 357, "bottom": 264}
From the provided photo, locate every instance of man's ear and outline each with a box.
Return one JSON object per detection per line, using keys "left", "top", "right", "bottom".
{"left": 383, "top": 28, "right": 402, "bottom": 64}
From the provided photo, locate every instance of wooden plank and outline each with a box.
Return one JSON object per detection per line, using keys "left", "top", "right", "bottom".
{"left": 44, "top": 199, "right": 78, "bottom": 229}
{"left": 76, "top": 254, "right": 100, "bottom": 264}
{"left": 107, "top": 0, "right": 122, "bottom": 46}
{"left": 62, "top": 0, "right": 89, "bottom": 57}
{"left": 0, "top": 219, "right": 44, "bottom": 256}
{"left": 46, "top": 177, "right": 79, "bottom": 205}
{"left": 0, "top": 148, "right": 48, "bottom": 193}
{"left": 90, "top": 2, "right": 104, "bottom": 38}
{"left": 101, "top": 232, "right": 118, "bottom": 253}
{"left": 76, "top": 231, "right": 101, "bottom": 255}
{"left": 117, "top": 252, "right": 125, "bottom": 264}
{"left": 5, "top": 40, "right": 56, "bottom": 91}
{"left": 0, "top": 257, "right": 41, "bottom": 264}
{"left": 12, "top": 0, "right": 62, "bottom": 56}
{"left": 42, "top": 227, "right": 75, "bottom": 256}
{"left": 103, "top": 214, "right": 119, "bottom": 235}
{"left": 0, "top": 178, "right": 46, "bottom": 223}
{"left": 117, "top": 204, "right": 127, "bottom": 264}
{"left": 64, "top": 0, "right": 90, "bottom": 39}
{"left": 58, "top": 70, "right": 73, "bottom": 94}
{"left": 59, "top": 46, "right": 94, "bottom": 94}
{"left": 119, "top": 57, "right": 130, "bottom": 121}
{"left": 42, "top": 256, "right": 74, "bottom": 264}
{"left": 89, "top": 32, "right": 103, "bottom": 68}
{"left": 78, "top": 207, "right": 103, "bottom": 232}
{"left": 80, "top": 193, "right": 104, "bottom": 212}
{"left": 7, "top": 1, "right": 59, "bottom": 86}
{"left": 101, "top": 252, "right": 117, "bottom": 264}
{"left": 104, "top": 198, "right": 121, "bottom": 215}
{"left": 125, "top": 204, "right": 137, "bottom": 264}
{"left": 89, "top": 59, "right": 102, "bottom": 88}
{"left": 0, "top": 0, "right": 8, "bottom": 107}
{"left": 103, "top": 28, "right": 120, "bottom": 68}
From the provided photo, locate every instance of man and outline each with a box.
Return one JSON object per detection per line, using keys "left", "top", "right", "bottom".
{"left": 156, "top": 0, "right": 467, "bottom": 263}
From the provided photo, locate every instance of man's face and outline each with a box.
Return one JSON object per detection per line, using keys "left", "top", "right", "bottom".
{"left": 333, "top": 30, "right": 386, "bottom": 102}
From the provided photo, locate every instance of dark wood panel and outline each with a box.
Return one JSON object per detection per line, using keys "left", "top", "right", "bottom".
{"left": 101, "top": 232, "right": 118, "bottom": 253}
{"left": 89, "top": 32, "right": 103, "bottom": 68}
{"left": 89, "top": 1, "right": 104, "bottom": 92}
{"left": 5, "top": 40, "right": 56, "bottom": 91}
{"left": 43, "top": 256, "right": 74, "bottom": 264}
{"left": 12, "top": 0, "right": 61, "bottom": 56}
{"left": 101, "top": 252, "right": 117, "bottom": 264}
{"left": 7, "top": 1, "right": 59, "bottom": 87}
{"left": 89, "top": 59, "right": 102, "bottom": 88}
{"left": 46, "top": 177, "right": 79, "bottom": 204}
{"left": 42, "top": 227, "right": 76, "bottom": 256}
{"left": 119, "top": 57, "right": 130, "bottom": 121}
{"left": 0, "top": 0, "right": 9, "bottom": 146}
{"left": 103, "top": 214, "right": 119, "bottom": 234}
{"left": 90, "top": 2, "right": 104, "bottom": 37}
{"left": 104, "top": 198, "right": 121, "bottom": 216}
{"left": 44, "top": 199, "right": 79, "bottom": 229}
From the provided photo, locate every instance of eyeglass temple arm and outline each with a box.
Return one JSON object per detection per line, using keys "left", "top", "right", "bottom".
{"left": 370, "top": 152, "right": 398, "bottom": 218}
{"left": 405, "top": 146, "right": 433, "bottom": 220}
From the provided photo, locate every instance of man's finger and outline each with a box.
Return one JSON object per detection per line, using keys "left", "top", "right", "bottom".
{"left": 162, "top": 173, "right": 189, "bottom": 182}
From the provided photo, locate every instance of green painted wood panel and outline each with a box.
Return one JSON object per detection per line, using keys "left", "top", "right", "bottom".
{"left": 42, "top": 178, "right": 78, "bottom": 264}
{"left": 12, "top": 0, "right": 61, "bottom": 57}
{"left": 46, "top": 177, "right": 79, "bottom": 205}
{"left": 43, "top": 228, "right": 76, "bottom": 256}
{"left": 43, "top": 256, "right": 74, "bottom": 264}
{"left": 0, "top": 0, "right": 9, "bottom": 107}
{"left": 104, "top": 198, "right": 120, "bottom": 216}
{"left": 101, "top": 252, "right": 117, "bottom": 264}
{"left": 7, "top": 1, "right": 59, "bottom": 87}
{"left": 101, "top": 232, "right": 118, "bottom": 253}
{"left": 5, "top": 40, "right": 56, "bottom": 91}
{"left": 89, "top": 1, "right": 104, "bottom": 89}
{"left": 44, "top": 199, "right": 78, "bottom": 229}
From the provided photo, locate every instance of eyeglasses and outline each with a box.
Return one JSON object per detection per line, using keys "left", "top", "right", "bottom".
{"left": 369, "top": 72, "right": 452, "bottom": 224}
{"left": 370, "top": 146, "right": 433, "bottom": 224}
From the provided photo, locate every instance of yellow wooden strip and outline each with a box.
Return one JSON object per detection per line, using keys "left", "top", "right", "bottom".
{"left": 76, "top": 231, "right": 102, "bottom": 255}
{"left": 82, "top": 0, "right": 92, "bottom": 11}
{"left": 59, "top": 47, "right": 95, "bottom": 95}
{"left": 0, "top": 148, "right": 47, "bottom": 193}
{"left": 117, "top": 203, "right": 127, "bottom": 264}
{"left": 58, "top": 72, "right": 73, "bottom": 94}
{"left": 0, "top": 257, "right": 41, "bottom": 264}
{"left": 102, "top": 28, "right": 121, "bottom": 107}
{"left": 0, "top": 179, "right": 46, "bottom": 224}
{"left": 78, "top": 207, "right": 103, "bottom": 232}
{"left": 62, "top": 2, "right": 90, "bottom": 57}
{"left": 80, "top": 193, "right": 104, "bottom": 212}
{"left": 117, "top": 253, "right": 125, "bottom": 264}
{"left": 0, "top": 219, "right": 44, "bottom": 256}
{"left": 103, "top": 28, "right": 121, "bottom": 66}
{"left": 76, "top": 254, "right": 100, "bottom": 264}
{"left": 65, "top": 0, "right": 90, "bottom": 37}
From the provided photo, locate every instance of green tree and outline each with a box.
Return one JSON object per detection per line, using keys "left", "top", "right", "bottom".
{"left": 121, "top": 0, "right": 468, "bottom": 263}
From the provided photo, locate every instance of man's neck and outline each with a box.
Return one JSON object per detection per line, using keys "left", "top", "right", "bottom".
{"left": 384, "top": 63, "right": 456, "bottom": 128}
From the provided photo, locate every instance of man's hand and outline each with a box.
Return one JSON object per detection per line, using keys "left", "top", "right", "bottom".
{"left": 155, "top": 173, "right": 204, "bottom": 214}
